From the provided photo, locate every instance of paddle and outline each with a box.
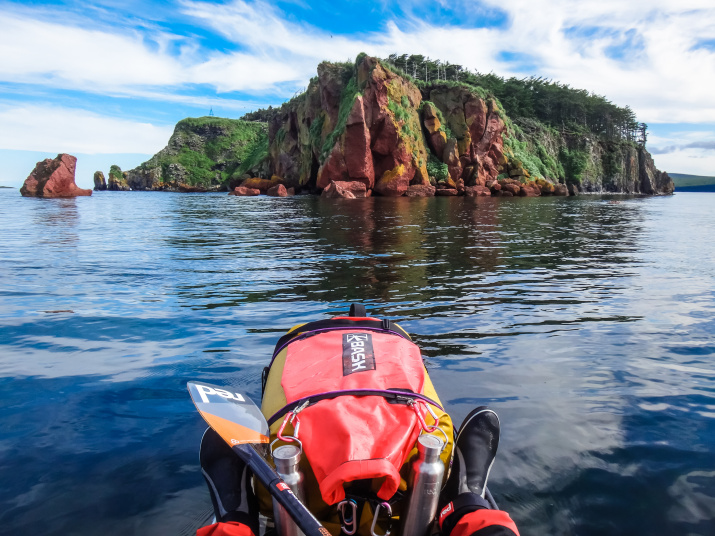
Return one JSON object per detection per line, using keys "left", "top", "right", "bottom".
{"left": 188, "top": 381, "right": 330, "bottom": 536}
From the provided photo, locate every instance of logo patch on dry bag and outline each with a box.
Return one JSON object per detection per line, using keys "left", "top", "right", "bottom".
{"left": 342, "top": 333, "right": 376, "bottom": 375}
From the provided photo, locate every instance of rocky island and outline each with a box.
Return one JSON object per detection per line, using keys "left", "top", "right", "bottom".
{"left": 117, "top": 54, "right": 673, "bottom": 197}
{"left": 21, "top": 154, "right": 91, "bottom": 198}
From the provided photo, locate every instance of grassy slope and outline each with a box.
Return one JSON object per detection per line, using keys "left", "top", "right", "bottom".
{"left": 670, "top": 173, "right": 715, "bottom": 192}
{"left": 145, "top": 117, "right": 268, "bottom": 186}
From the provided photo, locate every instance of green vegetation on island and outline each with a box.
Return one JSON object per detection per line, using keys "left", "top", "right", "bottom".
{"left": 126, "top": 117, "right": 268, "bottom": 189}
{"left": 384, "top": 53, "right": 647, "bottom": 145}
{"left": 381, "top": 53, "right": 652, "bottom": 188}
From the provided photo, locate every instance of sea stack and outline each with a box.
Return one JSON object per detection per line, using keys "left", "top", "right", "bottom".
{"left": 107, "top": 165, "right": 130, "bottom": 191}
{"left": 93, "top": 171, "right": 107, "bottom": 191}
{"left": 20, "top": 154, "right": 92, "bottom": 197}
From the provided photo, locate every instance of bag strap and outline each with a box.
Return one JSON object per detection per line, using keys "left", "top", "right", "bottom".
{"left": 271, "top": 319, "right": 411, "bottom": 362}
{"left": 266, "top": 388, "right": 444, "bottom": 426}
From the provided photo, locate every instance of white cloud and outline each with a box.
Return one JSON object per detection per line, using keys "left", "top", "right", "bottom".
{"left": 181, "top": 0, "right": 715, "bottom": 124}
{"left": 648, "top": 128, "right": 715, "bottom": 175}
{"left": 0, "top": 12, "right": 187, "bottom": 89}
{"left": 0, "top": 9, "right": 313, "bottom": 95}
{"left": 647, "top": 149, "right": 715, "bottom": 177}
{"left": 4, "top": 0, "right": 715, "bottom": 123}
{"left": 0, "top": 104, "right": 174, "bottom": 154}
{"left": 189, "top": 53, "right": 305, "bottom": 92}
{"left": 2, "top": 0, "right": 715, "bottom": 173}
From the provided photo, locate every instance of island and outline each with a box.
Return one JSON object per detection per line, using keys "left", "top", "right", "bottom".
{"left": 105, "top": 54, "right": 674, "bottom": 197}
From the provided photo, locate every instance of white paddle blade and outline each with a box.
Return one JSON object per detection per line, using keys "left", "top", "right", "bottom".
{"left": 188, "top": 381, "right": 269, "bottom": 445}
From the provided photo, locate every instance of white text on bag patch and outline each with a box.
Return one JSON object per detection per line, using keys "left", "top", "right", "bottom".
{"left": 342, "top": 333, "right": 376, "bottom": 375}
{"left": 195, "top": 384, "right": 245, "bottom": 404}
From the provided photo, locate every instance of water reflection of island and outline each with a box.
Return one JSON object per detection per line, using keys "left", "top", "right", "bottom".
{"left": 165, "top": 195, "right": 647, "bottom": 326}
{"left": 307, "top": 197, "right": 504, "bottom": 304}
{"left": 34, "top": 197, "right": 80, "bottom": 247}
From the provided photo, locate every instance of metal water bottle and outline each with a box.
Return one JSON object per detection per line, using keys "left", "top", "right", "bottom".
{"left": 400, "top": 435, "right": 445, "bottom": 536}
{"left": 272, "top": 445, "right": 306, "bottom": 536}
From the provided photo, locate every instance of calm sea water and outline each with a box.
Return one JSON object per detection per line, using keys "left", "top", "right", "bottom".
{"left": 1, "top": 189, "right": 713, "bottom": 536}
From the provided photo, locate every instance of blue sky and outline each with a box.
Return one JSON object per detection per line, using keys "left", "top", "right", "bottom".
{"left": 2, "top": 0, "right": 715, "bottom": 188}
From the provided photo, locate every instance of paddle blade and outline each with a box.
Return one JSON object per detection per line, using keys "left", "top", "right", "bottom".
{"left": 188, "top": 381, "right": 269, "bottom": 445}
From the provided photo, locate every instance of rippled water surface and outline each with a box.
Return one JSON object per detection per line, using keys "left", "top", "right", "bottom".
{"left": 1, "top": 189, "right": 713, "bottom": 536}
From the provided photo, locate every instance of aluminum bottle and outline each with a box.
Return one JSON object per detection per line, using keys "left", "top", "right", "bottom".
{"left": 400, "top": 435, "right": 445, "bottom": 536}
{"left": 272, "top": 445, "right": 306, "bottom": 536}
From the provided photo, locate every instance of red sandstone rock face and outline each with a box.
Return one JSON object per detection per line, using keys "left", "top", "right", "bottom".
{"left": 316, "top": 143, "right": 350, "bottom": 188}
{"left": 267, "top": 184, "right": 288, "bottom": 197}
{"left": 323, "top": 62, "right": 423, "bottom": 195}
{"left": 553, "top": 184, "right": 569, "bottom": 196}
{"left": 178, "top": 184, "right": 207, "bottom": 192}
{"left": 289, "top": 57, "right": 426, "bottom": 196}
{"left": 405, "top": 184, "right": 436, "bottom": 197}
{"left": 229, "top": 186, "right": 261, "bottom": 196}
{"left": 242, "top": 177, "right": 283, "bottom": 192}
{"left": 519, "top": 185, "right": 541, "bottom": 197}
{"left": 267, "top": 56, "right": 508, "bottom": 196}
{"left": 464, "top": 185, "right": 491, "bottom": 197}
{"left": 374, "top": 164, "right": 414, "bottom": 196}
{"left": 344, "top": 96, "right": 375, "bottom": 186}
{"left": 502, "top": 183, "right": 521, "bottom": 196}
{"left": 335, "top": 180, "right": 369, "bottom": 197}
{"left": 422, "top": 102, "right": 447, "bottom": 158}
{"left": 535, "top": 179, "right": 555, "bottom": 195}
{"left": 435, "top": 188, "right": 458, "bottom": 196}
{"left": 321, "top": 181, "right": 357, "bottom": 199}
{"left": 20, "top": 154, "right": 91, "bottom": 198}
{"left": 317, "top": 96, "right": 377, "bottom": 189}
{"left": 429, "top": 87, "right": 505, "bottom": 189}
{"left": 443, "top": 138, "right": 460, "bottom": 167}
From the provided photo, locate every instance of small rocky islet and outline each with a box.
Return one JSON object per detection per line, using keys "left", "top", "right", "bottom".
{"left": 22, "top": 54, "right": 674, "bottom": 198}
{"left": 20, "top": 154, "right": 91, "bottom": 198}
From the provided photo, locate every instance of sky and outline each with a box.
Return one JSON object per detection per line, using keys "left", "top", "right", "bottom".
{"left": 1, "top": 0, "right": 715, "bottom": 188}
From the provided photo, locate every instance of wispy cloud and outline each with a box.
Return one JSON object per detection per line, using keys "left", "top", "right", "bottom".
{"left": 180, "top": 0, "right": 715, "bottom": 123}
{"left": 651, "top": 141, "right": 715, "bottom": 154}
{"left": 2, "top": 0, "right": 715, "bottom": 173}
{"left": 0, "top": 103, "right": 174, "bottom": 154}
{"left": 0, "top": 12, "right": 187, "bottom": 89}
{"left": 646, "top": 124, "right": 715, "bottom": 173}
{"left": 0, "top": 7, "right": 317, "bottom": 96}
{"left": 4, "top": 0, "right": 715, "bottom": 123}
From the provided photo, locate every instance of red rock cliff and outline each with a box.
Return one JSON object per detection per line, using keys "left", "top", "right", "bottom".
{"left": 20, "top": 154, "right": 92, "bottom": 198}
{"left": 265, "top": 56, "right": 506, "bottom": 196}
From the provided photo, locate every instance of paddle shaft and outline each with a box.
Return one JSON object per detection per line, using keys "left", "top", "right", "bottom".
{"left": 233, "top": 443, "right": 328, "bottom": 536}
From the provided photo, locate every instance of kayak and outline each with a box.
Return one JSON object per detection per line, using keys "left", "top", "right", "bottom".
{"left": 190, "top": 304, "right": 498, "bottom": 536}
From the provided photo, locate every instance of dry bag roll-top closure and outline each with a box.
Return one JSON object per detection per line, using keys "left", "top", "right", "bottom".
{"left": 260, "top": 306, "right": 454, "bottom": 536}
